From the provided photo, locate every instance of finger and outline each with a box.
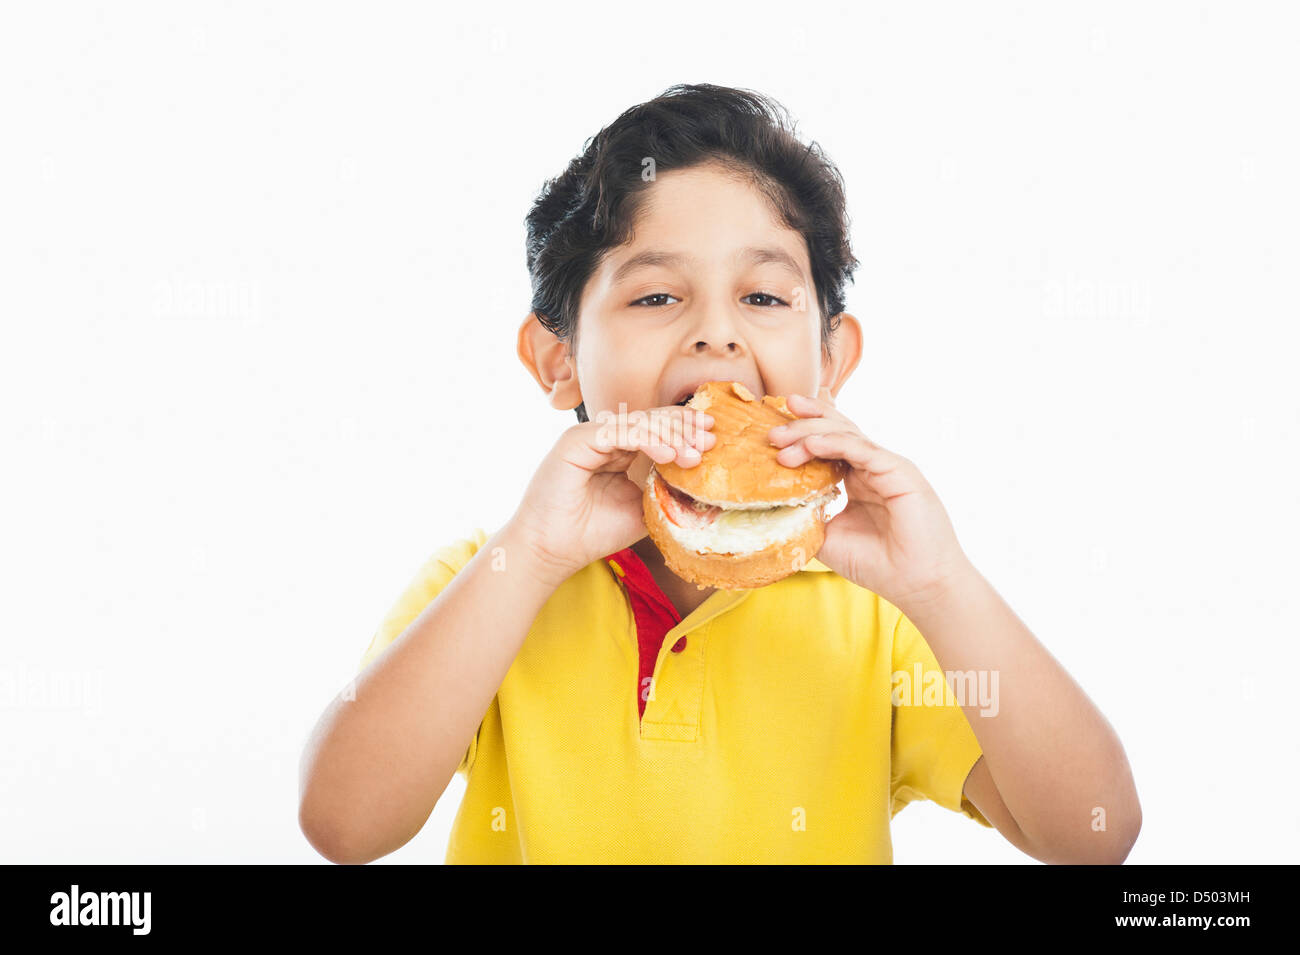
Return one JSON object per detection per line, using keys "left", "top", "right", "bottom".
{"left": 587, "top": 406, "right": 714, "bottom": 465}
{"left": 651, "top": 417, "right": 716, "bottom": 466}
{"left": 768, "top": 415, "right": 866, "bottom": 448}
{"left": 641, "top": 406, "right": 715, "bottom": 446}
{"left": 636, "top": 432, "right": 703, "bottom": 467}
{"left": 775, "top": 430, "right": 859, "bottom": 467}
{"left": 783, "top": 391, "right": 849, "bottom": 424}
{"left": 776, "top": 431, "right": 914, "bottom": 498}
{"left": 685, "top": 428, "right": 716, "bottom": 454}
{"left": 581, "top": 437, "right": 684, "bottom": 473}
{"left": 641, "top": 406, "right": 715, "bottom": 464}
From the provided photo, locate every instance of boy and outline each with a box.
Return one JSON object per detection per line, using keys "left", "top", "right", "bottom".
{"left": 299, "top": 83, "right": 1141, "bottom": 864}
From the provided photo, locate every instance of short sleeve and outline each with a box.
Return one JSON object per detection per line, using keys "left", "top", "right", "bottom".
{"left": 357, "top": 527, "right": 491, "bottom": 777}
{"left": 889, "top": 608, "right": 993, "bottom": 828}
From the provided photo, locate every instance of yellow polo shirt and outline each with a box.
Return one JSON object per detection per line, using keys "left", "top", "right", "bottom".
{"left": 358, "top": 526, "right": 992, "bottom": 863}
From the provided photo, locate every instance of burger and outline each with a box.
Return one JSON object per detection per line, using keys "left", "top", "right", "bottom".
{"left": 643, "top": 380, "right": 847, "bottom": 590}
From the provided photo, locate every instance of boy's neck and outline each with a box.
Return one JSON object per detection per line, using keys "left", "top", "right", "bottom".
{"left": 631, "top": 536, "right": 717, "bottom": 619}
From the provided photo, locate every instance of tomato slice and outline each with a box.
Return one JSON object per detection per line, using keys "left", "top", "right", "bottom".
{"left": 653, "top": 472, "right": 721, "bottom": 529}
{"left": 652, "top": 474, "right": 680, "bottom": 526}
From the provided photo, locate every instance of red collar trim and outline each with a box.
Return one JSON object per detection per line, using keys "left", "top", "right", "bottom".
{"left": 603, "top": 546, "right": 681, "bottom": 624}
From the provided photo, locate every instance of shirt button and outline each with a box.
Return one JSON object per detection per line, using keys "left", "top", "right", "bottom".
{"left": 671, "top": 637, "right": 687, "bottom": 653}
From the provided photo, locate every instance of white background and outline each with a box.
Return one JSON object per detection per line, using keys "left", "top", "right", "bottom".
{"left": 2, "top": 1, "right": 1296, "bottom": 864}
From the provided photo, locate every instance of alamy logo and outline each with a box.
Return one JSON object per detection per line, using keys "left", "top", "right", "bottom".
{"left": 49, "top": 885, "right": 151, "bottom": 936}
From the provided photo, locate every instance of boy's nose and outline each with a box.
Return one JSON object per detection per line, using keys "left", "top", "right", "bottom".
{"left": 686, "top": 315, "right": 747, "bottom": 354}
{"left": 691, "top": 339, "right": 741, "bottom": 353}
{"left": 680, "top": 297, "right": 753, "bottom": 356}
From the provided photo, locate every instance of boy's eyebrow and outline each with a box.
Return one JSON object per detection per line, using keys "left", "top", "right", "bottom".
{"left": 610, "top": 246, "right": 805, "bottom": 284}
{"left": 739, "top": 246, "right": 805, "bottom": 280}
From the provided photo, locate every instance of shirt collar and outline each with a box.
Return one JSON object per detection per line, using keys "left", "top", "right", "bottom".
{"left": 603, "top": 549, "right": 834, "bottom": 581}
{"left": 603, "top": 545, "right": 680, "bottom": 620}
{"left": 603, "top": 546, "right": 836, "bottom": 633}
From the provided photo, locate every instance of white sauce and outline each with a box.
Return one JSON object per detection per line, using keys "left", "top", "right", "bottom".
{"left": 648, "top": 468, "right": 836, "bottom": 556}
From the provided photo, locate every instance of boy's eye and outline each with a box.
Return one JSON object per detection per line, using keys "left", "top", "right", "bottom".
{"left": 630, "top": 293, "right": 680, "bottom": 307}
{"left": 742, "top": 292, "right": 790, "bottom": 308}
{"left": 631, "top": 292, "right": 791, "bottom": 308}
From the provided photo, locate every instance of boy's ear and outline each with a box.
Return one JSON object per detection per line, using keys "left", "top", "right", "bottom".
{"left": 517, "top": 312, "right": 583, "bottom": 412}
{"left": 818, "top": 312, "right": 863, "bottom": 405}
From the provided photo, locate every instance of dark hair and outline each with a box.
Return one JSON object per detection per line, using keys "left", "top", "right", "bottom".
{"left": 525, "top": 83, "right": 859, "bottom": 423}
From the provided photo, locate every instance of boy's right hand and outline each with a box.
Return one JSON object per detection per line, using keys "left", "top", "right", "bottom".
{"left": 507, "top": 405, "right": 715, "bottom": 588}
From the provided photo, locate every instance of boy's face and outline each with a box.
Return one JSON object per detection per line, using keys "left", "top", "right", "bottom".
{"left": 522, "top": 160, "right": 861, "bottom": 489}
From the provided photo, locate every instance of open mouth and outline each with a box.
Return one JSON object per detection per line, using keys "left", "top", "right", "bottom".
{"left": 667, "top": 377, "right": 764, "bottom": 409}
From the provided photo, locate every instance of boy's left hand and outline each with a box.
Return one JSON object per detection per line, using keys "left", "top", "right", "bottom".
{"left": 767, "top": 389, "right": 975, "bottom": 610}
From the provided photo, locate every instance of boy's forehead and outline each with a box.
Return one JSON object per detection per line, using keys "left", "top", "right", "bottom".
{"left": 603, "top": 245, "right": 808, "bottom": 287}
{"left": 581, "top": 164, "right": 813, "bottom": 306}
{"left": 598, "top": 185, "right": 809, "bottom": 278}
{"left": 638, "top": 164, "right": 788, "bottom": 234}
